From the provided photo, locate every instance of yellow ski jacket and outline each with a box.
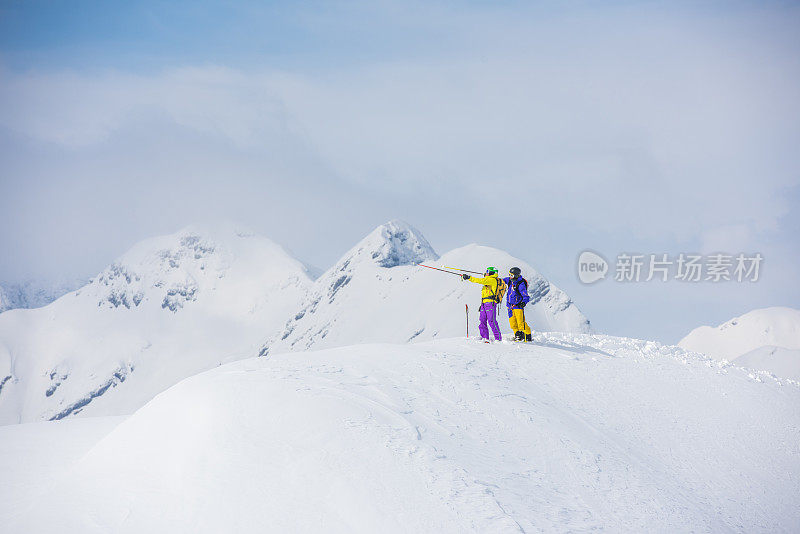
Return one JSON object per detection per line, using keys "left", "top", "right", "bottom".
{"left": 467, "top": 274, "right": 501, "bottom": 303}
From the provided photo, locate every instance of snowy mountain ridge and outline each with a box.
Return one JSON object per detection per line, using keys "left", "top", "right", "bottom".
{"left": 80, "top": 223, "right": 312, "bottom": 315}
{"left": 0, "top": 223, "right": 313, "bottom": 424}
{"left": 86, "top": 231, "right": 222, "bottom": 312}
{"left": 0, "top": 278, "right": 85, "bottom": 314}
{"left": 0, "top": 220, "right": 589, "bottom": 424}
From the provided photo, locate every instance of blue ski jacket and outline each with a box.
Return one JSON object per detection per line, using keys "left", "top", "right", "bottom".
{"left": 502, "top": 276, "right": 530, "bottom": 308}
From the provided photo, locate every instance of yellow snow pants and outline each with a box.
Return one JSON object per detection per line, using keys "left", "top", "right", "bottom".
{"left": 509, "top": 308, "right": 531, "bottom": 335}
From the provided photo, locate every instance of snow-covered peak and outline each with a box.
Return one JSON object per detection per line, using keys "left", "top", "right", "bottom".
{"left": 111, "top": 223, "right": 297, "bottom": 276}
{"left": 339, "top": 220, "right": 438, "bottom": 270}
{"left": 84, "top": 223, "right": 310, "bottom": 313}
{"left": 0, "top": 223, "right": 315, "bottom": 424}
{"left": 266, "top": 238, "right": 591, "bottom": 355}
{"left": 678, "top": 306, "right": 800, "bottom": 360}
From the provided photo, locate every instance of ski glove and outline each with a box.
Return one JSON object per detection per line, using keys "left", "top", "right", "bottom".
{"left": 462, "top": 274, "right": 470, "bottom": 280}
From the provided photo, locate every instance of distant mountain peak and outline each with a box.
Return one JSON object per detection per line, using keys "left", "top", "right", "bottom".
{"left": 355, "top": 220, "right": 438, "bottom": 268}
{"left": 0, "top": 278, "right": 85, "bottom": 314}
{"left": 86, "top": 228, "right": 225, "bottom": 312}
{"left": 85, "top": 223, "right": 308, "bottom": 313}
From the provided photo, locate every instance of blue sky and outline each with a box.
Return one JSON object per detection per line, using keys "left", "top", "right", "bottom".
{"left": 1, "top": 0, "right": 799, "bottom": 342}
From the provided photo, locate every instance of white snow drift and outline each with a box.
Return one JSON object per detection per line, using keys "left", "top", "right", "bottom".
{"left": 7, "top": 335, "right": 799, "bottom": 533}
{"left": 679, "top": 307, "right": 800, "bottom": 380}
{"left": 0, "top": 416, "right": 124, "bottom": 526}
{"left": 0, "top": 220, "right": 590, "bottom": 424}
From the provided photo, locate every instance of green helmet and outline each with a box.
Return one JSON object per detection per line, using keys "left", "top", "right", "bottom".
{"left": 485, "top": 266, "right": 498, "bottom": 275}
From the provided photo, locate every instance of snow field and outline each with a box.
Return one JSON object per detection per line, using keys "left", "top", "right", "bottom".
{"left": 9, "top": 334, "right": 799, "bottom": 533}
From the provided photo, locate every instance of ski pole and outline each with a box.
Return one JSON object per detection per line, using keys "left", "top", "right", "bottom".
{"left": 418, "top": 264, "right": 462, "bottom": 276}
{"left": 442, "top": 266, "right": 483, "bottom": 275}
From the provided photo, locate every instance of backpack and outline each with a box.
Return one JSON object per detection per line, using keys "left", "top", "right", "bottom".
{"left": 493, "top": 277, "right": 507, "bottom": 303}
{"left": 511, "top": 277, "right": 527, "bottom": 304}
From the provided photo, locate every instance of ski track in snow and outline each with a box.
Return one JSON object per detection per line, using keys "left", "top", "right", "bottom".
{"left": 7, "top": 333, "right": 798, "bottom": 533}
{"left": 262, "top": 334, "right": 799, "bottom": 532}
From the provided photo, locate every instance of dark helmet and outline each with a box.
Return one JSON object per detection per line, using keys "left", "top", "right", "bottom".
{"left": 509, "top": 267, "right": 522, "bottom": 278}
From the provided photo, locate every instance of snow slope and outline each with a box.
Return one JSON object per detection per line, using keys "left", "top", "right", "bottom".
{"left": 679, "top": 307, "right": 800, "bottom": 380}
{"left": 679, "top": 307, "right": 800, "bottom": 359}
{"left": 9, "top": 335, "right": 799, "bottom": 533}
{"left": 732, "top": 345, "right": 800, "bottom": 381}
{"left": 264, "top": 220, "right": 590, "bottom": 354}
{"left": 0, "top": 224, "right": 313, "bottom": 424}
{"left": 0, "top": 416, "right": 125, "bottom": 525}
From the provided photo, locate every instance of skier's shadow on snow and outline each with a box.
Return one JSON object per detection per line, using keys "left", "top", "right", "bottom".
{"left": 533, "top": 339, "right": 615, "bottom": 358}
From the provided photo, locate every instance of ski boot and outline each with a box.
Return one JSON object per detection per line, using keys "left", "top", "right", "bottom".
{"left": 525, "top": 333, "right": 532, "bottom": 343}
{"left": 514, "top": 331, "right": 524, "bottom": 342}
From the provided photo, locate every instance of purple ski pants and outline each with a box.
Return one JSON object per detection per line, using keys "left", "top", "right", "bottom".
{"left": 479, "top": 302, "right": 502, "bottom": 341}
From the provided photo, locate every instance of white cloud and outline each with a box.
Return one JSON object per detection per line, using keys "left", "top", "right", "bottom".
{"left": 1, "top": 1, "right": 798, "bottom": 267}
{"left": 700, "top": 224, "right": 756, "bottom": 254}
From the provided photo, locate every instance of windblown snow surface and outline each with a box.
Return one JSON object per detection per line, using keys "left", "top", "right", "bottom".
{"left": 0, "top": 416, "right": 125, "bottom": 525}
{"left": 679, "top": 307, "right": 800, "bottom": 381}
{"left": 679, "top": 307, "right": 800, "bottom": 359}
{"left": 732, "top": 345, "right": 800, "bottom": 382}
{"left": 6, "top": 334, "right": 799, "bottom": 533}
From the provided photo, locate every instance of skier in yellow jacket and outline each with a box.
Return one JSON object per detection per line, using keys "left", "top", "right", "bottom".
{"left": 462, "top": 267, "right": 504, "bottom": 341}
